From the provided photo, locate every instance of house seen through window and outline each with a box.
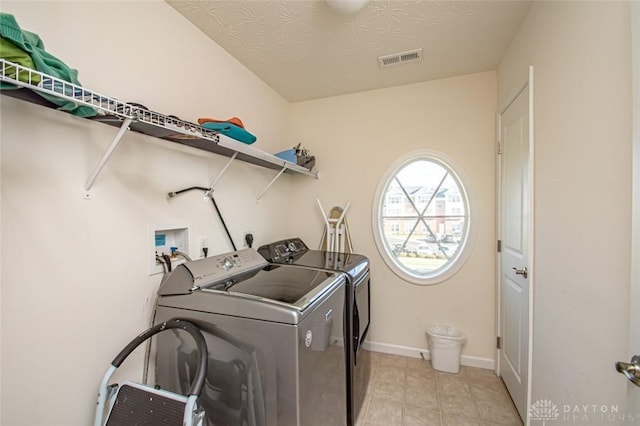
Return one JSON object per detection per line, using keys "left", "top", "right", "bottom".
{"left": 373, "top": 151, "right": 474, "bottom": 285}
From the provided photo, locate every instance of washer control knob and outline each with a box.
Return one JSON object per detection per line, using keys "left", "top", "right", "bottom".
{"left": 222, "top": 256, "right": 235, "bottom": 270}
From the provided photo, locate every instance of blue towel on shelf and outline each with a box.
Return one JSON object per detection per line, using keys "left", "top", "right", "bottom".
{"left": 274, "top": 149, "right": 296, "bottom": 163}
{"left": 200, "top": 121, "right": 257, "bottom": 144}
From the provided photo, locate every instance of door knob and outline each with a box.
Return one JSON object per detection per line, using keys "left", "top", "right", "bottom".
{"left": 512, "top": 266, "right": 528, "bottom": 278}
{"left": 615, "top": 355, "right": 640, "bottom": 387}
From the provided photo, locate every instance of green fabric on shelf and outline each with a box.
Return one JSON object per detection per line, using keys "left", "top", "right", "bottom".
{"left": 0, "top": 13, "right": 96, "bottom": 117}
{"left": 0, "top": 37, "right": 41, "bottom": 84}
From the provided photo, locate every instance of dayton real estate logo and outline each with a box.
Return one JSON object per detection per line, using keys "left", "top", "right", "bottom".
{"left": 529, "top": 399, "right": 560, "bottom": 425}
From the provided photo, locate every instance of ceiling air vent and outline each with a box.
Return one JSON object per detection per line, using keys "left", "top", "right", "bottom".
{"left": 378, "top": 48, "right": 423, "bottom": 68}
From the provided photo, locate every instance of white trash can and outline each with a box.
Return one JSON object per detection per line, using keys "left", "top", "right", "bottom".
{"left": 426, "top": 325, "right": 466, "bottom": 373}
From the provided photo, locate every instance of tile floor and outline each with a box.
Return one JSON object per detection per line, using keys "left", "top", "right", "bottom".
{"left": 357, "top": 351, "right": 523, "bottom": 426}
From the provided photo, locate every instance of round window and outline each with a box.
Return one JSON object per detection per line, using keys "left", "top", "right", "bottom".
{"left": 372, "top": 150, "right": 476, "bottom": 285}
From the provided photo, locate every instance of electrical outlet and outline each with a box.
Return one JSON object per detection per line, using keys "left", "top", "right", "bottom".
{"left": 199, "top": 235, "right": 209, "bottom": 258}
{"left": 199, "top": 236, "right": 208, "bottom": 250}
{"left": 241, "top": 230, "right": 254, "bottom": 248}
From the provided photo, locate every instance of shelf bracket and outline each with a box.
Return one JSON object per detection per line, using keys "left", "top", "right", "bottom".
{"left": 83, "top": 117, "right": 132, "bottom": 199}
{"left": 206, "top": 152, "right": 238, "bottom": 196}
{"left": 257, "top": 166, "right": 287, "bottom": 201}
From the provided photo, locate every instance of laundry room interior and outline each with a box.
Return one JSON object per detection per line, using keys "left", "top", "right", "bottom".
{"left": 0, "top": 1, "right": 637, "bottom": 425}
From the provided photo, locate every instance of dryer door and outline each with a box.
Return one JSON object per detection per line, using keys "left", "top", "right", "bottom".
{"left": 354, "top": 272, "right": 370, "bottom": 345}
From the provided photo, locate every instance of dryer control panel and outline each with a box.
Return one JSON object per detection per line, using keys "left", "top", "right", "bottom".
{"left": 258, "top": 238, "right": 308, "bottom": 263}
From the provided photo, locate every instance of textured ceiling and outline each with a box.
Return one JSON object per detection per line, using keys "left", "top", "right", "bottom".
{"left": 167, "top": 0, "right": 532, "bottom": 102}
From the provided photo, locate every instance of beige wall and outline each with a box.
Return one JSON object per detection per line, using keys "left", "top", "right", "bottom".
{"left": 288, "top": 71, "right": 497, "bottom": 364}
{"left": 498, "top": 0, "right": 632, "bottom": 416}
{"left": 3, "top": 1, "right": 634, "bottom": 425}
{"left": 0, "top": 1, "right": 295, "bottom": 425}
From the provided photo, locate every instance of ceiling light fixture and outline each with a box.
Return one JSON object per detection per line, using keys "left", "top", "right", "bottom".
{"left": 325, "top": 0, "right": 370, "bottom": 16}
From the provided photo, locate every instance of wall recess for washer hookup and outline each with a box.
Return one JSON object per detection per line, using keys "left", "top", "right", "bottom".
{"left": 148, "top": 224, "right": 189, "bottom": 276}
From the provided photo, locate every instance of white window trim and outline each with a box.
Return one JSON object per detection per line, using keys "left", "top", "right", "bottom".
{"left": 371, "top": 149, "right": 478, "bottom": 285}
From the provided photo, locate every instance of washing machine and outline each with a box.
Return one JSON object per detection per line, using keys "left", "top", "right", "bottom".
{"left": 258, "top": 238, "right": 370, "bottom": 426}
{"left": 154, "top": 248, "right": 348, "bottom": 426}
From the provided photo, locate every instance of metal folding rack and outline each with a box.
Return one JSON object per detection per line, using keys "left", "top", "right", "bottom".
{"left": 0, "top": 58, "right": 318, "bottom": 200}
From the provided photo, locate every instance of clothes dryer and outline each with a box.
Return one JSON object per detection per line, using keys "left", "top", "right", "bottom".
{"left": 258, "top": 238, "right": 370, "bottom": 425}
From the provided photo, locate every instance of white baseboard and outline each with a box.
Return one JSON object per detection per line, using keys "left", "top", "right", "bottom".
{"left": 363, "top": 340, "right": 495, "bottom": 370}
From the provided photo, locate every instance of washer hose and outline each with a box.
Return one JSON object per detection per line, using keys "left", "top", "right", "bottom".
{"left": 168, "top": 186, "right": 237, "bottom": 251}
{"left": 161, "top": 253, "right": 172, "bottom": 272}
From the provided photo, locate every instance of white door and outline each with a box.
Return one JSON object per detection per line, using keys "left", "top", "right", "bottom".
{"left": 498, "top": 75, "right": 532, "bottom": 421}
{"left": 624, "top": 0, "right": 640, "bottom": 413}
